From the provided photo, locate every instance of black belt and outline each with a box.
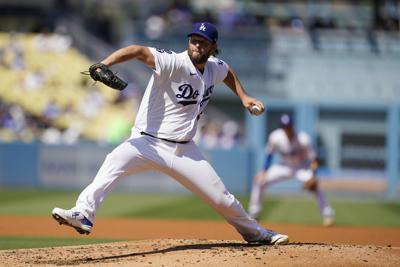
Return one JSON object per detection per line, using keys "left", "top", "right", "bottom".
{"left": 140, "top": 131, "right": 190, "bottom": 144}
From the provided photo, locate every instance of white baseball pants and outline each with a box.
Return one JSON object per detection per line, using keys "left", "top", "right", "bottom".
{"left": 74, "top": 129, "right": 266, "bottom": 241}
{"left": 248, "top": 164, "right": 314, "bottom": 217}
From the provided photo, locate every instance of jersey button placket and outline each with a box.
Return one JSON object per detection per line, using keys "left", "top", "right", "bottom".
{"left": 194, "top": 75, "right": 205, "bottom": 118}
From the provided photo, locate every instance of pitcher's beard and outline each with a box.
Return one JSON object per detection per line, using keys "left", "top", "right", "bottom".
{"left": 188, "top": 50, "right": 210, "bottom": 65}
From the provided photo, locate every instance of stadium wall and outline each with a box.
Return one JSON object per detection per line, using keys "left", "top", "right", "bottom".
{"left": 0, "top": 142, "right": 252, "bottom": 194}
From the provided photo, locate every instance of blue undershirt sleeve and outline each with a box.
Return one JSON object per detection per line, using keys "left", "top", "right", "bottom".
{"left": 263, "top": 153, "right": 273, "bottom": 171}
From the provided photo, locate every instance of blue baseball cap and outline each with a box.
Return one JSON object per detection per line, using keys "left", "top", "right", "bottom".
{"left": 280, "top": 114, "right": 293, "bottom": 127}
{"left": 188, "top": 22, "right": 218, "bottom": 43}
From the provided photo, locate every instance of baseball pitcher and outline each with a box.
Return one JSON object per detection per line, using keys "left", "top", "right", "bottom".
{"left": 52, "top": 22, "right": 289, "bottom": 245}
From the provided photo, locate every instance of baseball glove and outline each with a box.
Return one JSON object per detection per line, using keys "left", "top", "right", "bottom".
{"left": 84, "top": 63, "right": 128, "bottom": 91}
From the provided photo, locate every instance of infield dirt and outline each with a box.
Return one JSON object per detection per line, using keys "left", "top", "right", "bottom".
{"left": 1, "top": 216, "right": 400, "bottom": 266}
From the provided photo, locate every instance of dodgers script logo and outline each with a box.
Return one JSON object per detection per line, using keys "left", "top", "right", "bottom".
{"left": 176, "top": 84, "right": 199, "bottom": 106}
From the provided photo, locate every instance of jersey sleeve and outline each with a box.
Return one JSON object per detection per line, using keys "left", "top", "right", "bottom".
{"left": 265, "top": 133, "right": 276, "bottom": 154}
{"left": 149, "top": 47, "right": 177, "bottom": 78}
{"left": 210, "top": 57, "right": 229, "bottom": 85}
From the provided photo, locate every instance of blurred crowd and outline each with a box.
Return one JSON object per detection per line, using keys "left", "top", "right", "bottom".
{"left": 0, "top": 31, "right": 141, "bottom": 145}
{"left": 5, "top": 1, "right": 393, "bottom": 47}
{"left": 0, "top": 32, "right": 25, "bottom": 71}
{"left": 0, "top": 32, "right": 66, "bottom": 143}
{"left": 141, "top": 0, "right": 257, "bottom": 40}
{"left": 0, "top": 28, "right": 72, "bottom": 83}
{"left": 78, "top": 0, "right": 400, "bottom": 44}
{"left": 196, "top": 119, "right": 244, "bottom": 150}
{"left": 0, "top": 99, "right": 81, "bottom": 145}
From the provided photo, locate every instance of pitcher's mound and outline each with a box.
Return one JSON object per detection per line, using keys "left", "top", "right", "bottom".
{"left": 1, "top": 239, "right": 399, "bottom": 267}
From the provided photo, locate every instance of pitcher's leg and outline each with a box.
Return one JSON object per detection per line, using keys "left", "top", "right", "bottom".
{"left": 75, "top": 139, "right": 149, "bottom": 222}
{"left": 168, "top": 146, "right": 288, "bottom": 244}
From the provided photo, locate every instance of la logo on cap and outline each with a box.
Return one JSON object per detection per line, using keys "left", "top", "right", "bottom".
{"left": 199, "top": 23, "right": 206, "bottom": 31}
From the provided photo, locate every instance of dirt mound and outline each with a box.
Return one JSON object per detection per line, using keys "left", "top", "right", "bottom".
{"left": 1, "top": 216, "right": 400, "bottom": 266}
{"left": 1, "top": 239, "right": 399, "bottom": 267}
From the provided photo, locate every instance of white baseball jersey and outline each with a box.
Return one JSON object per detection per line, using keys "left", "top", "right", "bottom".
{"left": 134, "top": 48, "right": 229, "bottom": 142}
{"left": 72, "top": 47, "right": 274, "bottom": 243}
{"left": 266, "top": 128, "right": 316, "bottom": 168}
{"left": 249, "top": 129, "right": 333, "bottom": 221}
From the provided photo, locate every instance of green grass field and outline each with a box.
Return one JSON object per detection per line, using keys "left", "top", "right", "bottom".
{"left": 1, "top": 187, "right": 399, "bottom": 250}
{"left": 0, "top": 236, "right": 118, "bottom": 250}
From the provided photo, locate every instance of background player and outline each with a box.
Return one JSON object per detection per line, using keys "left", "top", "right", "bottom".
{"left": 52, "top": 22, "right": 289, "bottom": 245}
{"left": 248, "top": 114, "right": 335, "bottom": 226}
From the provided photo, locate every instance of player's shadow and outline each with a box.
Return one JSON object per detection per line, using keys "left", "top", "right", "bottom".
{"left": 40, "top": 242, "right": 336, "bottom": 265}
{"left": 50, "top": 242, "right": 274, "bottom": 265}
{"left": 291, "top": 242, "right": 339, "bottom": 248}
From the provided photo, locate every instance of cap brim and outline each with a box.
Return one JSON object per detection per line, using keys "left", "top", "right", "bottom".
{"left": 188, "top": 32, "right": 215, "bottom": 43}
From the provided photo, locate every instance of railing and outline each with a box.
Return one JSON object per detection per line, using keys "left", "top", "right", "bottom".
{"left": 60, "top": 16, "right": 151, "bottom": 89}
